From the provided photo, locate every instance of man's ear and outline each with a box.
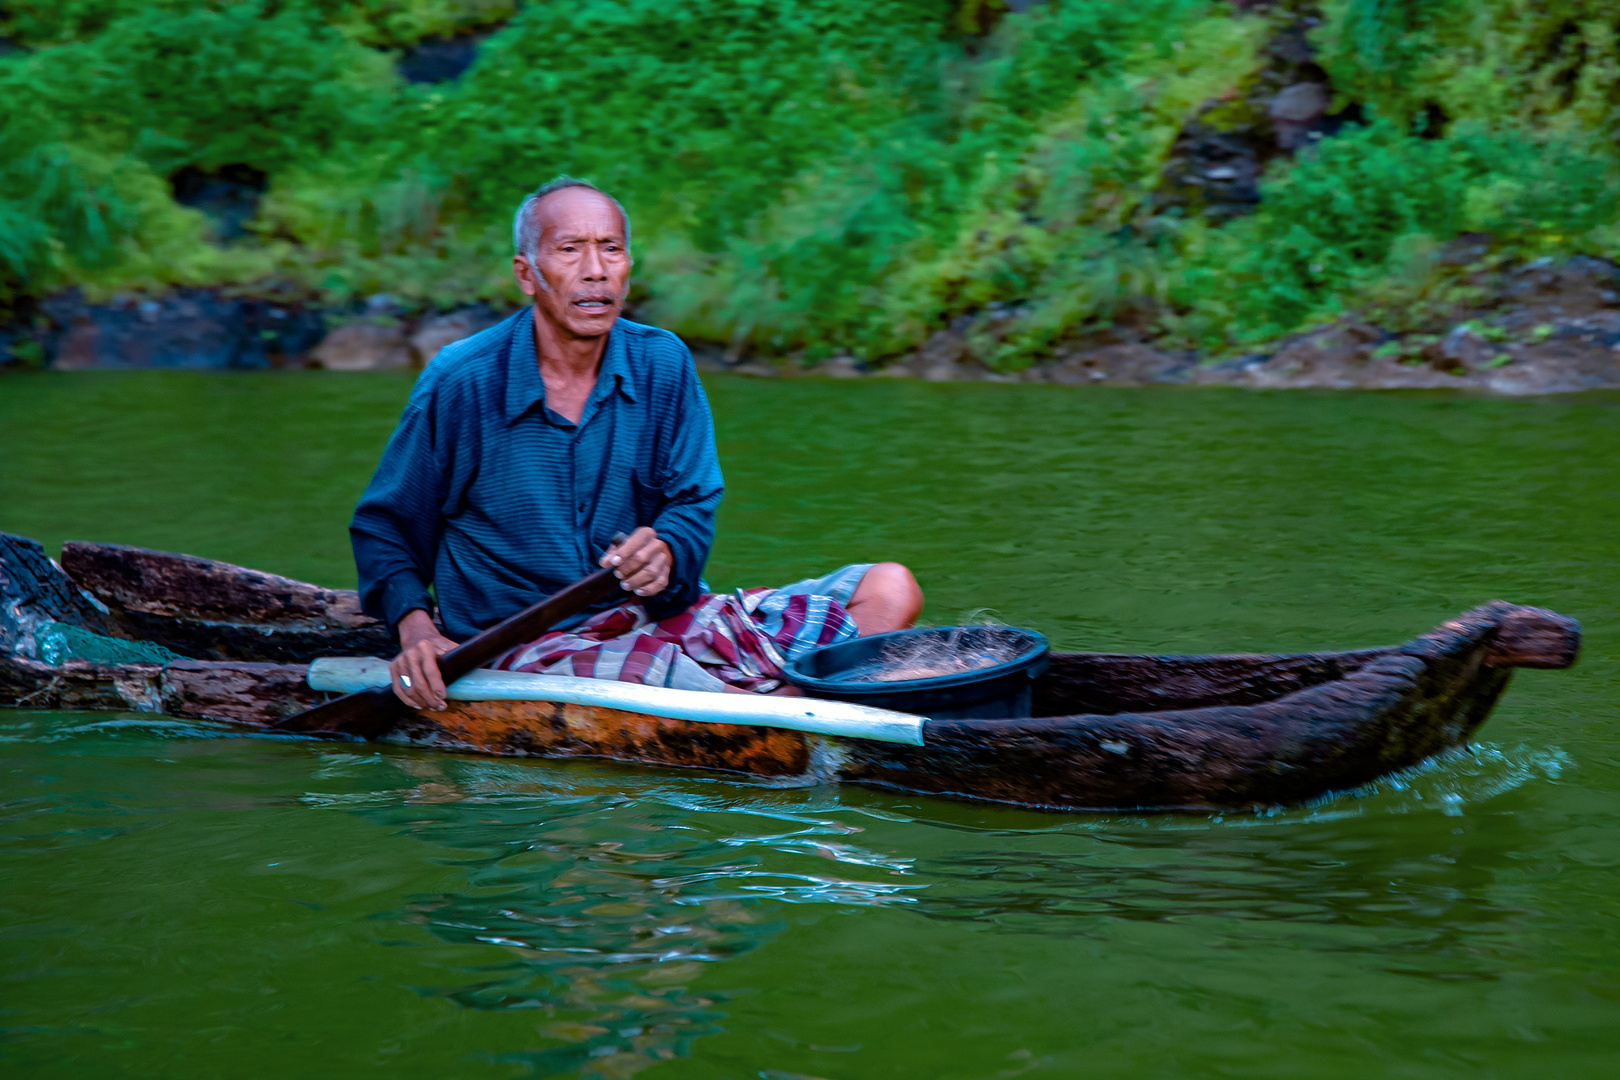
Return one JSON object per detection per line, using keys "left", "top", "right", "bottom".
{"left": 512, "top": 255, "right": 539, "bottom": 298}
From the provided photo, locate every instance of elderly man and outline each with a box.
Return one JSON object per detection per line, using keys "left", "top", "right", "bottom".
{"left": 353, "top": 178, "right": 923, "bottom": 710}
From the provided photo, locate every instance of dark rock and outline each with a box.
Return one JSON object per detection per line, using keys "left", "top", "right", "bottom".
{"left": 309, "top": 321, "right": 412, "bottom": 371}
{"left": 916, "top": 329, "right": 970, "bottom": 369}
{"left": 1200, "top": 353, "right": 1268, "bottom": 375}
{"left": 1189, "top": 300, "right": 1620, "bottom": 395}
{"left": 1429, "top": 326, "right": 1494, "bottom": 372}
{"left": 1504, "top": 256, "right": 1620, "bottom": 307}
{"left": 1156, "top": 125, "right": 1264, "bottom": 220}
{"left": 1438, "top": 232, "right": 1496, "bottom": 266}
{"left": 169, "top": 165, "right": 268, "bottom": 241}
{"left": 1269, "top": 82, "right": 1328, "bottom": 149}
{"left": 803, "top": 354, "right": 864, "bottom": 379}
{"left": 409, "top": 306, "right": 505, "bottom": 365}
{"left": 1037, "top": 344, "right": 1195, "bottom": 386}
{"left": 1265, "top": 22, "right": 1315, "bottom": 65}
{"left": 399, "top": 33, "right": 486, "bottom": 83}
{"left": 1156, "top": 17, "right": 1348, "bottom": 219}
{"left": 38, "top": 288, "right": 324, "bottom": 369}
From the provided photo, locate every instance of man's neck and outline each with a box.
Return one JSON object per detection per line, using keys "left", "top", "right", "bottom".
{"left": 532, "top": 305, "right": 609, "bottom": 379}
{"left": 532, "top": 306, "right": 611, "bottom": 424}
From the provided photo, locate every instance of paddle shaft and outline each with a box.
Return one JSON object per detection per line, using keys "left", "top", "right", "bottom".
{"left": 273, "top": 565, "right": 623, "bottom": 738}
{"left": 435, "top": 568, "right": 619, "bottom": 686}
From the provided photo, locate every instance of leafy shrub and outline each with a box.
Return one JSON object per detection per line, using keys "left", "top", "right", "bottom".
{"left": 1315, "top": 0, "right": 1620, "bottom": 137}
{"left": 1175, "top": 120, "right": 1620, "bottom": 346}
{"left": 0, "top": 0, "right": 514, "bottom": 48}
{"left": 6, "top": 5, "right": 395, "bottom": 176}
{"left": 4, "top": 0, "right": 1620, "bottom": 355}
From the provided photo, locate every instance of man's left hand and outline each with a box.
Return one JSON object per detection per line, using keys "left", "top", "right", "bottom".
{"left": 602, "top": 527, "right": 672, "bottom": 597}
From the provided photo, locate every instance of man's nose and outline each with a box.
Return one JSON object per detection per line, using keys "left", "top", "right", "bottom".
{"left": 581, "top": 244, "right": 607, "bottom": 280}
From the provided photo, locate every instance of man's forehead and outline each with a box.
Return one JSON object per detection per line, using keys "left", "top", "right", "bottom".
{"left": 533, "top": 188, "right": 626, "bottom": 240}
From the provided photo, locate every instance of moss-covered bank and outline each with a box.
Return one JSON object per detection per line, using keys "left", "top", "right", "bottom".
{"left": 4, "top": 1, "right": 1620, "bottom": 377}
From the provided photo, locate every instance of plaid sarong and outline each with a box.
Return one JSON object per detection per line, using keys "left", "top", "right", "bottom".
{"left": 490, "top": 564, "right": 872, "bottom": 693}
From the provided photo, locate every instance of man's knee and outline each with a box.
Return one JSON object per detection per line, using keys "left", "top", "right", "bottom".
{"left": 852, "top": 562, "right": 924, "bottom": 624}
{"left": 875, "top": 562, "right": 924, "bottom": 619}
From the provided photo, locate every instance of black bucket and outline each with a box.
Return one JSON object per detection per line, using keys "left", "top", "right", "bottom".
{"left": 782, "top": 626, "right": 1050, "bottom": 719}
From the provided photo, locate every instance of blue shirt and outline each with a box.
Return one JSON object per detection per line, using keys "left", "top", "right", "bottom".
{"left": 350, "top": 311, "right": 724, "bottom": 641}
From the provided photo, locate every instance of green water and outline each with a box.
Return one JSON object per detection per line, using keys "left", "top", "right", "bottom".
{"left": 2, "top": 372, "right": 1617, "bottom": 1078}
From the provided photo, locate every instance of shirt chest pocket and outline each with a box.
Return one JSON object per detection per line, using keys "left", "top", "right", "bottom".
{"left": 627, "top": 468, "right": 665, "bottom": 526}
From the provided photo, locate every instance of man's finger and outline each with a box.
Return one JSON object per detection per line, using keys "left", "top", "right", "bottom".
{"left": 621, "top": 564, "right": 662, "bottom": 591}
{"left": 400, "top": 645, "right": 446, "bottom": 710}
{"left": 605, "top": 527, "right": 658, "bottom": 568}
{"left": 620, "top": 552, "right": 667, "bottom": 587}
{"left": 416, "top": 646, "right": 448, "bottom": 709}
{"left": 399, "top": 655, "right": 428, "bottom": 709}
{"left": 390, "top": 660, "right": 415, "bottom": 706}
{"left": 624, "top": 564, "right": 670, "bottom": 595}
{"left": 609, "top": 532, "right": 653, "bottom": 571}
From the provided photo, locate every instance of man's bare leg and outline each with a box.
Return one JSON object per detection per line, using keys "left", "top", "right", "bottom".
{"left": 845, "top": 562, "right": 924, "bottom": 636}
{"left": 728, "top": 563, "right": 924, "bottom": 695}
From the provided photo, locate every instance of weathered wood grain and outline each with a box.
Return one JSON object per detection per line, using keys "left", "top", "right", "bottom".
{"left": 60, "top": 541, "right": 396, "bottom": 663}
{"left": 1, "top": 651, "right": 322, "bottom": 722}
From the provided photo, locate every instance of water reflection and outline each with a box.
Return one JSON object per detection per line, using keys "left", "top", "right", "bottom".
{"left": 333, "top": 755, "right": 924, "bottom": 1075}
{"left": 284, "top": 735, "right": 1574, "bottom": 1075}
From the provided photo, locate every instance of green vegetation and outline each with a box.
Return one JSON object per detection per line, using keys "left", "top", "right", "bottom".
{"left": 4, "top": 0, "right": 1619, "bottom": 365}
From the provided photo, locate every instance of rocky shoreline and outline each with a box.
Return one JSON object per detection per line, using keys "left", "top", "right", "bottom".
{"left": 5, "top": 257, "right": 1620, "bottom": 395}
{"left": 763, "top": 256, "right": 1620, "bottom": 395}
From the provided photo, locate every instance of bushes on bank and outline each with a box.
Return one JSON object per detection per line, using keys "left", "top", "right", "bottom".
{"left": 3, "top": 0, "right": 1620, "bottom": 360}
{"left": 1176, "top": 121, "right": 1620, "bottom": 346}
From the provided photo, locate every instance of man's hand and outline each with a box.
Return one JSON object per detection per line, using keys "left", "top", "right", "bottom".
{"left": 602, "top": 526, "right": 672, "bottom": 597}
{"left": 389, "top": 608, "right": 459, "bottom": 711}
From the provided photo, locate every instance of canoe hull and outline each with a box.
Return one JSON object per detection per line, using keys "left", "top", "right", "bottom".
{"left": 0, "top": 624, "right": 1522, "bottom": 812}
{"left": 0, "top": 532, "right": 1581, "bottom": 812}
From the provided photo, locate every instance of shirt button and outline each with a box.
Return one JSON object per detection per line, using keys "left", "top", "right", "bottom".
{"left": 577, "top": 501, "right": 586, "bottom": 513}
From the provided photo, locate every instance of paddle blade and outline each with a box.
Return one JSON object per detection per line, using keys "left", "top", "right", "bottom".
{"left": 274, "top": 685, "right": 408, "bottom": 739}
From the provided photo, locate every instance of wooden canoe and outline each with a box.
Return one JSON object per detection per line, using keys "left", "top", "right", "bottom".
{"left": 0, "top": 533, "right": 1581, "bottom": 812}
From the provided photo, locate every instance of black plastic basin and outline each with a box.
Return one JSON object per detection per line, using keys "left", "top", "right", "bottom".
{"left": 782, "top": 626, "right": 1050, "bottom": 719}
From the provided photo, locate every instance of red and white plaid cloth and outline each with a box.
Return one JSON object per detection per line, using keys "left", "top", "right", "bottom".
{"left": 490, "top": 564, "right": 872, "bottom": 693}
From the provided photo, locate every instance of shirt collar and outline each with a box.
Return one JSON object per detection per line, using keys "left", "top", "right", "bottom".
{"left": 504, "top": 311, "right": 638, "bottom": 426}
{"left": 595, "top": 321, "right": 637, "bottom": 404}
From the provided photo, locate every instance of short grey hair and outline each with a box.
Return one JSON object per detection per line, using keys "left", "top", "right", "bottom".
{"left": 512, "top": 176, "right": 631, "bottom": 260}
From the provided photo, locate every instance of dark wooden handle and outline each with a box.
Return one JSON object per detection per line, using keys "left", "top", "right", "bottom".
{"left": 436, "top": 568, "right": 620, "bottom": 684}
{"left": 272, "top": 536, "right": 633, "bottom": 737}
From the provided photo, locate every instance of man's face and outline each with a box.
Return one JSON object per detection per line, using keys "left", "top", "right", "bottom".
{"left": 512, "top": 187, "right": 630, "bottom": 340}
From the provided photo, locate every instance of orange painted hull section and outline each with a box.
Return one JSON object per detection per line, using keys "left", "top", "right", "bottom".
{"left": 394, "top": 699, "right": 814, "bottom": 777}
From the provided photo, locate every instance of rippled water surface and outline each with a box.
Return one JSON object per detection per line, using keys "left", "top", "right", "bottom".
{"left": 2, "top": 372, "right": 1617, "bottom": 1078}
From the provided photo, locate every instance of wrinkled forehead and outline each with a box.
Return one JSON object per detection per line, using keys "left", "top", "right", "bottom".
{"left": 532, "top": 187, "right": 627, "bottom": 243}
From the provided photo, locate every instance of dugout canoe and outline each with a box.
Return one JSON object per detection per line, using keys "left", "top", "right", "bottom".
{"left": 0, "top": 532, "right": 1582, "bottom": 812}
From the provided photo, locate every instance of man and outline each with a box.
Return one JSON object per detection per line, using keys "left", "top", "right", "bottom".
{"left": 352, "top": 178, "right": 923, "bottom": 711}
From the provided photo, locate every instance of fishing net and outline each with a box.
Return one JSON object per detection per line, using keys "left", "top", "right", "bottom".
{"left": 845, "top": 625, "right": 1028, "bottom": 683}
{"left": 33, "top": 621, "right": 189, "bottom": 666}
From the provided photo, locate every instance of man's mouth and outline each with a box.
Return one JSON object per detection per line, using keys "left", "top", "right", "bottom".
{"left": 573, "top": 296, "right": 615, "bottom": 312}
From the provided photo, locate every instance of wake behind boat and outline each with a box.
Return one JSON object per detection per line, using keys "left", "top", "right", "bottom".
{"left": 0, "top": 533, "right": 1581, "bottom": 812}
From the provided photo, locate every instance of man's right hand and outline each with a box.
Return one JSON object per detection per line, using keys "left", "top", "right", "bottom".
{"left": 390, "top": 609, "right": 459, "bottom": 711}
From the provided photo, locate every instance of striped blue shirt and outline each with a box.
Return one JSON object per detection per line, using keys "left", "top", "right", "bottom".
{"left": 350, "top": 311, "right": 723, "bottom": 641}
